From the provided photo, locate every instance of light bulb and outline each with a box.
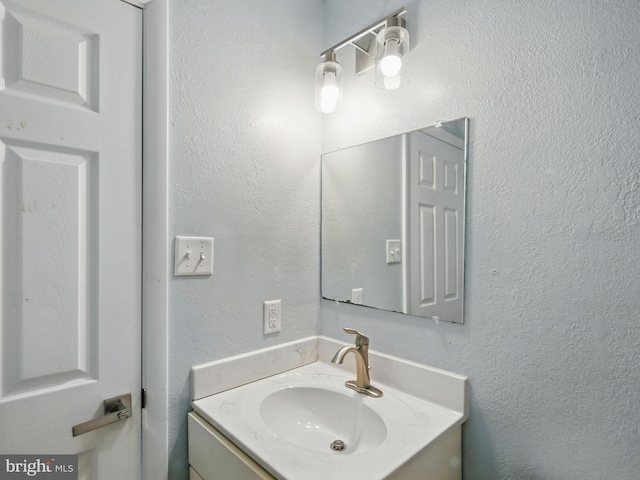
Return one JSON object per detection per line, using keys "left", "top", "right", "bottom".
{"left": 380, "top": 39, "right": 402, "bottom": 77}
{"left": 320, "top": 71, "right": 339, "bottom": 113}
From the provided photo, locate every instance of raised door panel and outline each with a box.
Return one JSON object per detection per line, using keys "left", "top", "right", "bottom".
{"left": 1, "top": 2, "right": 99, "bottom": 110}
{"left": 418, "top": 204, "right": 436, "bottom": 305}
{"left": 1, "top": 141, "right": 98, "bottom": 395}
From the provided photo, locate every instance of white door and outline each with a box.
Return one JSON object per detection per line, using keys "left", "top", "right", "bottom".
{"left": 408, "top": 130, "right": 464, "bottom": 321}
{"left": 0, "top": 0, "right": 142, "bottom": 478}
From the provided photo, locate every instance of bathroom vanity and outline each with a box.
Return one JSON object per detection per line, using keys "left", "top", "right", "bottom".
{"left": 188, "top": 335, "right": 468, "bottom": 480}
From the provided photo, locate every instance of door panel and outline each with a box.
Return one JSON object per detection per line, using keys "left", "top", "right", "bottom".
{"left": 2, "top": 141, "right": 98, "bottom": 395}
{"left": 0, "top": 0, "right": 142, "bottom": 478}
{"left": 409, "top": 132, "right": 464, "bottom": 321}
{"left": 2, "top": 4, "right": 99, "bottom": 110}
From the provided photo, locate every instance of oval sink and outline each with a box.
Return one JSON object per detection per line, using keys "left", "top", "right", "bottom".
{"left": 260, "top": 386, "right": 387, "bottom": 454}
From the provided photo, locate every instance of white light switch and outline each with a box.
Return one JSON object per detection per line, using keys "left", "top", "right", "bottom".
{"left": 386, "top": 239, "right": 401, "bottom": 264}
{"left": 174, "top": 236, "right": 214, "bottom": 276}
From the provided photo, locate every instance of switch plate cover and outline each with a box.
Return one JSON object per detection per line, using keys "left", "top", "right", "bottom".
{"left": 174, "top": 236, "right": 214, "bottom": 276}
{"left": 386, "top": 239, "right": 402, "bottom": 264}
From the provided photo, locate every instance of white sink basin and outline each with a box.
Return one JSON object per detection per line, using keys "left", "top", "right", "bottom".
{"left": 260, "top": 381, "right": 387, "bottom": 454}
{"left": 192, "top": 360, "right": 465, "bottom": 480}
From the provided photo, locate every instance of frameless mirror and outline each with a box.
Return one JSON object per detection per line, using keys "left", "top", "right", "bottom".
{"left": 321, "top": 118, "right": 468, "bottom": 323}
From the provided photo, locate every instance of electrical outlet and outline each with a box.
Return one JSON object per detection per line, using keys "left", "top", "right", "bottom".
{"left": 263, "top": 300, "right": 281, "bottom": 334}
{"left": 351, "top": 288, "right": 364, "bottom": 305}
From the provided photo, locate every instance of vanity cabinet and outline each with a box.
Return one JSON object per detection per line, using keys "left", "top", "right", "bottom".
{"left": 189, "top": 412, "right": 275, "bottom": 480}
{"left": 189, "top": 411, "right": 462, "bottom": 480}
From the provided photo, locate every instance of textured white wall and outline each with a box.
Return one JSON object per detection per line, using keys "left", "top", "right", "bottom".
{"left": 168, "top": 1, "right": 322, "bottom": 477}
{"left": 167, "top": 0, "right": 640, "bottom": 478}
{"left": 321, "top": 0, "right": 640, "bottom": 479}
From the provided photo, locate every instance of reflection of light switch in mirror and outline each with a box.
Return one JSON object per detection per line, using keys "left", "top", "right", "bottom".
{"left": 351, "top": 288, "right": 364, "bottom": 305}
{"left": 386, "top": 239, "right": 401, "bottom": 264}
{"left": 174, "top": 236, "right": 214, "bottom": 276}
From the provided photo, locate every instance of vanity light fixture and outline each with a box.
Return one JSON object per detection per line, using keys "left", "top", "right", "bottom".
{"left": 315, "top": 7, "right": 410, "bottom": 113}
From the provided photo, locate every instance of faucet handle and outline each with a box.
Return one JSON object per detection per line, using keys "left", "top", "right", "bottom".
{"left": 343, "top": 327, "right": 369, "bottom": 346}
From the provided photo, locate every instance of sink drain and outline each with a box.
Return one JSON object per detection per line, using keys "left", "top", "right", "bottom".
{"left": 330, "top": 440, "right": 346, "bottom": 452}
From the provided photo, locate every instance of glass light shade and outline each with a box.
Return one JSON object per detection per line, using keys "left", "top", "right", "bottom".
{"left": 315, "top": 60, "right": 343, "bottom": 113}
{"left": 375, "top": 26, "right": 410, "bottom": 90}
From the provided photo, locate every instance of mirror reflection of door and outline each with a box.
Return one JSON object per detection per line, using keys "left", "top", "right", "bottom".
{"left": 407, "top": 128, "right": 465, "bottom": 321}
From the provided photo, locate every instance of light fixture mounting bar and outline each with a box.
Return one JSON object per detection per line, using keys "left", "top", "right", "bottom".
{"left": 314, "top": 6, "right": 409, "bottom": 111}
{"left": 320, "top": 7, "right": 407, "bottom": 58}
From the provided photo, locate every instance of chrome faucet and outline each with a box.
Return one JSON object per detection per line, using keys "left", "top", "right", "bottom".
{"left": 331, "top": 328, "right": 383, "bottom": 398}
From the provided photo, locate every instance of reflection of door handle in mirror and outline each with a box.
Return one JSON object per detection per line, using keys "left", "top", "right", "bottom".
{"left": 72, "top": 393, "right": 132, "bottom": 437}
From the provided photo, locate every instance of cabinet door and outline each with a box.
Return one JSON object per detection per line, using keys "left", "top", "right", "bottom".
{"left": 188, "top": 413, "right": 275, "bottom": 480}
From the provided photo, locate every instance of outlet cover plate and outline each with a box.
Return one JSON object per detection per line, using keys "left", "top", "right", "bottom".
{"left": 175, "top": 236, "right": 214, "bottom": 276}
{"left": 263, "top": 300, "right": 281, "bottom": 334}
{"left": 351, "top": 288, "right": 364, "bottom": 305}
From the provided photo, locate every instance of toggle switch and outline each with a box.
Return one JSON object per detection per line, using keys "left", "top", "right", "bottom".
{"left": 174, "top": 236, "right": 214, "bottom": 276}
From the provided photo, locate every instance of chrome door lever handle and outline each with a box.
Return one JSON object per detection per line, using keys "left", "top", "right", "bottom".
{"left": 72, "top": 393, "right": 132, "bottom": 437}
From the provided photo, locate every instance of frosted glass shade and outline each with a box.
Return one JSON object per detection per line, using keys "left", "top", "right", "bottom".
{"left": 315, "top": 60, "right": 343, "bottom": 113}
